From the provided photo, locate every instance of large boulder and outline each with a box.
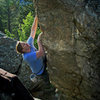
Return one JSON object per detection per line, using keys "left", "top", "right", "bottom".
{"left": 0, "top": 32, "right": 34, "bottom": 90}
{"left": 0, "top": 32, "right": 21, "bottom": 73}
{"left": 0, "top": 68, "right": 34, "bottom": 100}
{"left": 33, "top": 0, "right": 100, "bottom": 100}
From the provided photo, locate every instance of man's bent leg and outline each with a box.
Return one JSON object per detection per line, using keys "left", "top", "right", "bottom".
{"left": 30, "top": 70, "right": 57, "bottom": 100}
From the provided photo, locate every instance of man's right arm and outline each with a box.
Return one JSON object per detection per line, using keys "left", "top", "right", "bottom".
{"left": 30, "top": 15, "right": 38, "bottom": 39}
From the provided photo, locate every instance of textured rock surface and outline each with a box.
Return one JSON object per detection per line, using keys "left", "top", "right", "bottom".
{"left": 0, "top": 32, "right": 21, "bottom": 73}
{"left": 0, "top": 32, "right": 34, "bottom": 90}
{"left": 33, "top": 0, "right": 100, "bottom": 100}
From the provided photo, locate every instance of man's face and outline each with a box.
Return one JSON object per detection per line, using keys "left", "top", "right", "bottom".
{"left": 21, "top": 43, "right": 30, "bottom": 53}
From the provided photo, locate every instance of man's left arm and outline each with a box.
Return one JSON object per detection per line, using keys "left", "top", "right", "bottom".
{"left": 36, "top": 32, "right": 45, "bottom": 58}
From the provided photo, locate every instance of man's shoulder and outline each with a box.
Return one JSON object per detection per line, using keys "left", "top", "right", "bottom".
{"left": 27, "top": 36, "right": 33, "bottom": 43}
{"left": 22, "top": 53, "right": 30, "bottom": 61}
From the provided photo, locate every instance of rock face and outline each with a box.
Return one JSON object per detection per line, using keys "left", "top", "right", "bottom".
{"left": 0, "top": 32, "right": 34, "bottom": 90}
{"left": 33, "top": 0, "right": 100, "bottom": 100}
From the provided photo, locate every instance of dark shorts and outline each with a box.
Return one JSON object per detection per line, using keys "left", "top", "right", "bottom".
{"left": 30, "top": 70, "right": 57, "bottom": 100}
{"left": 30, "top": 69, "right": 52, "bottom": 91}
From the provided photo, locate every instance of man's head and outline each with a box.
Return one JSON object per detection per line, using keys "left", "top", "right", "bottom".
{"left": 16, "top": 41, "right": 30, "bottom": 54}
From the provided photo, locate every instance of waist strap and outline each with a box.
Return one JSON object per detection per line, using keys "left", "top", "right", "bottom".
{"left": 34, "top": 65, "right": 44, "bottom": 75}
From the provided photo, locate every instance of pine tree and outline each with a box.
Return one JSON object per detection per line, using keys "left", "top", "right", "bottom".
{"left": 0, "top": 0, "right": 35, "bottom": 40}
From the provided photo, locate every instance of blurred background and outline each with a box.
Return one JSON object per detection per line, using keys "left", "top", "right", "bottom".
{"left": 0, "top": 0, "right": 41, "bottom": 48}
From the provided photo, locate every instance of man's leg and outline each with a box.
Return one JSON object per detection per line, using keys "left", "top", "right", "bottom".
{"left": 30, "top": 70, "right": 57, "bottom": 100}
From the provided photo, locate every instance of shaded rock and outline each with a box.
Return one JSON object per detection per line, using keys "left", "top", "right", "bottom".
{"left": 33, "top": 0, "right": 100, "bottom": 100}
{"left": 18, "top": 60, "right": 34, "bottom": 89}
{"left": 0, "top": 32, "right": 34, "bottom": 90}
{"left": 0, "top": 68, "right": 34, "bottom": 100}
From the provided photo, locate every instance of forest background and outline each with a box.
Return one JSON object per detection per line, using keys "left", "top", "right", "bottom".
{"left": 0, "top": 0, "right": 40, "bottom": 48}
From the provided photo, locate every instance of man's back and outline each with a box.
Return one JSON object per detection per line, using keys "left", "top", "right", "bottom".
{"left": 23, "top": 36, "right": 44, "bottom": 75}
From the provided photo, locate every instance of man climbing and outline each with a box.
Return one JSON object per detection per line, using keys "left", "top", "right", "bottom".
{"left": 16, "top": 15, "right": 55, "bottom": 99}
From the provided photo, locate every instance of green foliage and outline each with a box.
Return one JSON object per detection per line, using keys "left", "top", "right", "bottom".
{"left": 5, "top": 29, "right": 16, "bottom": 39}
{"left": 18, "top": 12, "right": 33, "bottom": 41}
{"left": 34, "top": 27, "right": 41, "bottom": 48}
{"left": 18, "top": 0, "right": 34, "bottom": 23}
{"left": 0, "top": 0, "right": 40, "bottom": 48}
{"left": 18, "top": 12, "right": 41, "bottom": 48}
{"left": 0, "top": 0, "right": 34, "bottom": 39}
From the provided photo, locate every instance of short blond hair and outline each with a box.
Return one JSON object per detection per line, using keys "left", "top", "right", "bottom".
{"left": 16, "top": 41, "right": 23, "bottom": 54}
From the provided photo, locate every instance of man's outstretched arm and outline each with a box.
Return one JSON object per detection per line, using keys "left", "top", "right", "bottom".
{"left": 31, "top": 15, "right": 38, "bottom": 39}
{"left": 36, "top": 32, "right": 45, "bottom": 58}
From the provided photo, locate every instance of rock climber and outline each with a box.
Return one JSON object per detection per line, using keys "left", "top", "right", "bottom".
{"left": 16, "top": 15, "right": 52, "bottom": 94}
